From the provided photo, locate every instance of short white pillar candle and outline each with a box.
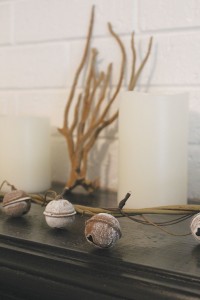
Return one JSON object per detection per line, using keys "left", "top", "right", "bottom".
{"left": 118, "top": 91, "right": 188, "bottom": 208}
{"left": 0, "top": 115, "right": 51, "bottom": 193}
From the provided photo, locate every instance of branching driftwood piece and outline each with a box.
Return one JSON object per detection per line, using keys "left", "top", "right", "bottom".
{"left": 59, "top": 6, "right": 153, "bottom": 194}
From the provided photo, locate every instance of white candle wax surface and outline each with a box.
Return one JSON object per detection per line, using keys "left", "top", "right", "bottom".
{"left": 0, "top": 116, "right": 51, "bottom": 193}
{"left": 118, "top": 91, "right": 188, "bottom": 209}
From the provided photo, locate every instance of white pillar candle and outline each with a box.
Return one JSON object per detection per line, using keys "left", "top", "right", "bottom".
{"left": 0, "top": 116, "right": 51, "bottom": 193}
{"left": 118, "top": 91, "right": 188, "bottom": 208}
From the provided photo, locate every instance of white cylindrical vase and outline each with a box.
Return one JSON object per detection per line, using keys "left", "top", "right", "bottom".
{"left": 118, "top": 91, "right": 188, "bottom": 208}
{"left": 0, "top": 115, "right": 51, "bottom": 193}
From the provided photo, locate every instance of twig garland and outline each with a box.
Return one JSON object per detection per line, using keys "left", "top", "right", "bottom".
{"left": 26, "top": 192, "right": 200, "bottom": 237}
{"left": 0, "top": 182, "right": 197, "bottom": 236}
{"left": 117, "top": 192, "right": 193, "bottom": 236}
{"left": 0, "top": 190, "right": 199, "bottom": 217}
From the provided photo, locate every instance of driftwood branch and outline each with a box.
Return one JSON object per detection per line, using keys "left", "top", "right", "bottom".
{"left": 59, "top": 6, "right": 153, "bottom": 194}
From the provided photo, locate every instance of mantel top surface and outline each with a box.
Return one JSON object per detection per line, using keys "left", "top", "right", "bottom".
{"left": 0, "top": 190, "right": 199, "bottom": 280}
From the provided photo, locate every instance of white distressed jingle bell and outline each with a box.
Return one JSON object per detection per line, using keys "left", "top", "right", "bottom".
{"left": 2, "top": 190, "right": 31, "bottom": 217}
{"left": 43, "top": 198, "right": 76, "bottom": 229}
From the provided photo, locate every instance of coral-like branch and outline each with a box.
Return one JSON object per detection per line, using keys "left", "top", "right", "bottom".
{"left": 59, "top": 6, "right": 153, "bottom": 194}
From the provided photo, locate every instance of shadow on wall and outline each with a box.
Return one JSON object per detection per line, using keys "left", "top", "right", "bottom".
{"left": 87, "top": 122, "right": 118, "bottom": 191}
{"left": 51, "top": 128, "right": 70, "bottom": 186}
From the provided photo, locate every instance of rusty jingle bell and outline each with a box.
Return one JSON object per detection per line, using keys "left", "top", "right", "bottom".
{"left": 85, "top": 213, "right": 122, "bottom": 249}
{"left": 2, "top": 189, "right": 31, "bottom": 217}
{"left": 190, "top": 213, "right": 200, "bottom": 241}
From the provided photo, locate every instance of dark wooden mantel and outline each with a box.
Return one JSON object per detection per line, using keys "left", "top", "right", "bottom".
{"left": 0, "top": 190, "right": 200, "bottom": 300}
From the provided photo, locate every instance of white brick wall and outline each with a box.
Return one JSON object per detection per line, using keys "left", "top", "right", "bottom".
{"left": 0, "top": 43, "right": 70, "bottom": 88}
{"left": 14, "top": 0, "right": 135, "bottom": 43}
{"left": 0, "top": 3, "right": 12, "bottom": 45}
{"left": 1, "top": 0, "right": 200, "bottom": 198}
{"left": 139, "top": 0, "right": 200, "bottom": 31}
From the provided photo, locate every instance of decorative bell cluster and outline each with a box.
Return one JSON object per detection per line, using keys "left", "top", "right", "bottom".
{"left": 1, "top": 185, "right": 122, "bottom": 249}
{"left": 42, "top": 196, "right": 122, "bottom": 247}
{"left": 43, "top": 198, "right": 122, "bottom": 248}
{"left": 3, "top": 185, "right": 200, "bottom": 248}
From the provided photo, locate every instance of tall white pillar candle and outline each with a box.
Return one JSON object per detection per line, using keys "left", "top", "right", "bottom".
{"left": 118, "top": 92, "right": 188, "bottom": 208}
{"left": 0, "top": 116, "right": 51, "bottom": 193}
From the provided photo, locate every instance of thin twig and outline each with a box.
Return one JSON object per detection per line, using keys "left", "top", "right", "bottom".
{"left": 128, "top": 32, "right": 136, "bottom": 90}
{"left": 76, "top": 48, "right": 98, "bottom": 146}
{"left": 58, "top": 6, "right": 95, "bottom": 169}
{"left": 70, "top": 93, "right": 82, "bottom": 134}
{"left": 0, "top": 180, "right": 17, "bottom": 191}
{"left": 62, "top": 5, "right": 95, "bottom": 130}
{"left": 141, "top": 214, "right": 191, "bottom": 236}
{"left": 90, "top": 63, "right": 113, "bottom": 125}
{"left": 129, "top": 36, "right": 153, "bottom": 90}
